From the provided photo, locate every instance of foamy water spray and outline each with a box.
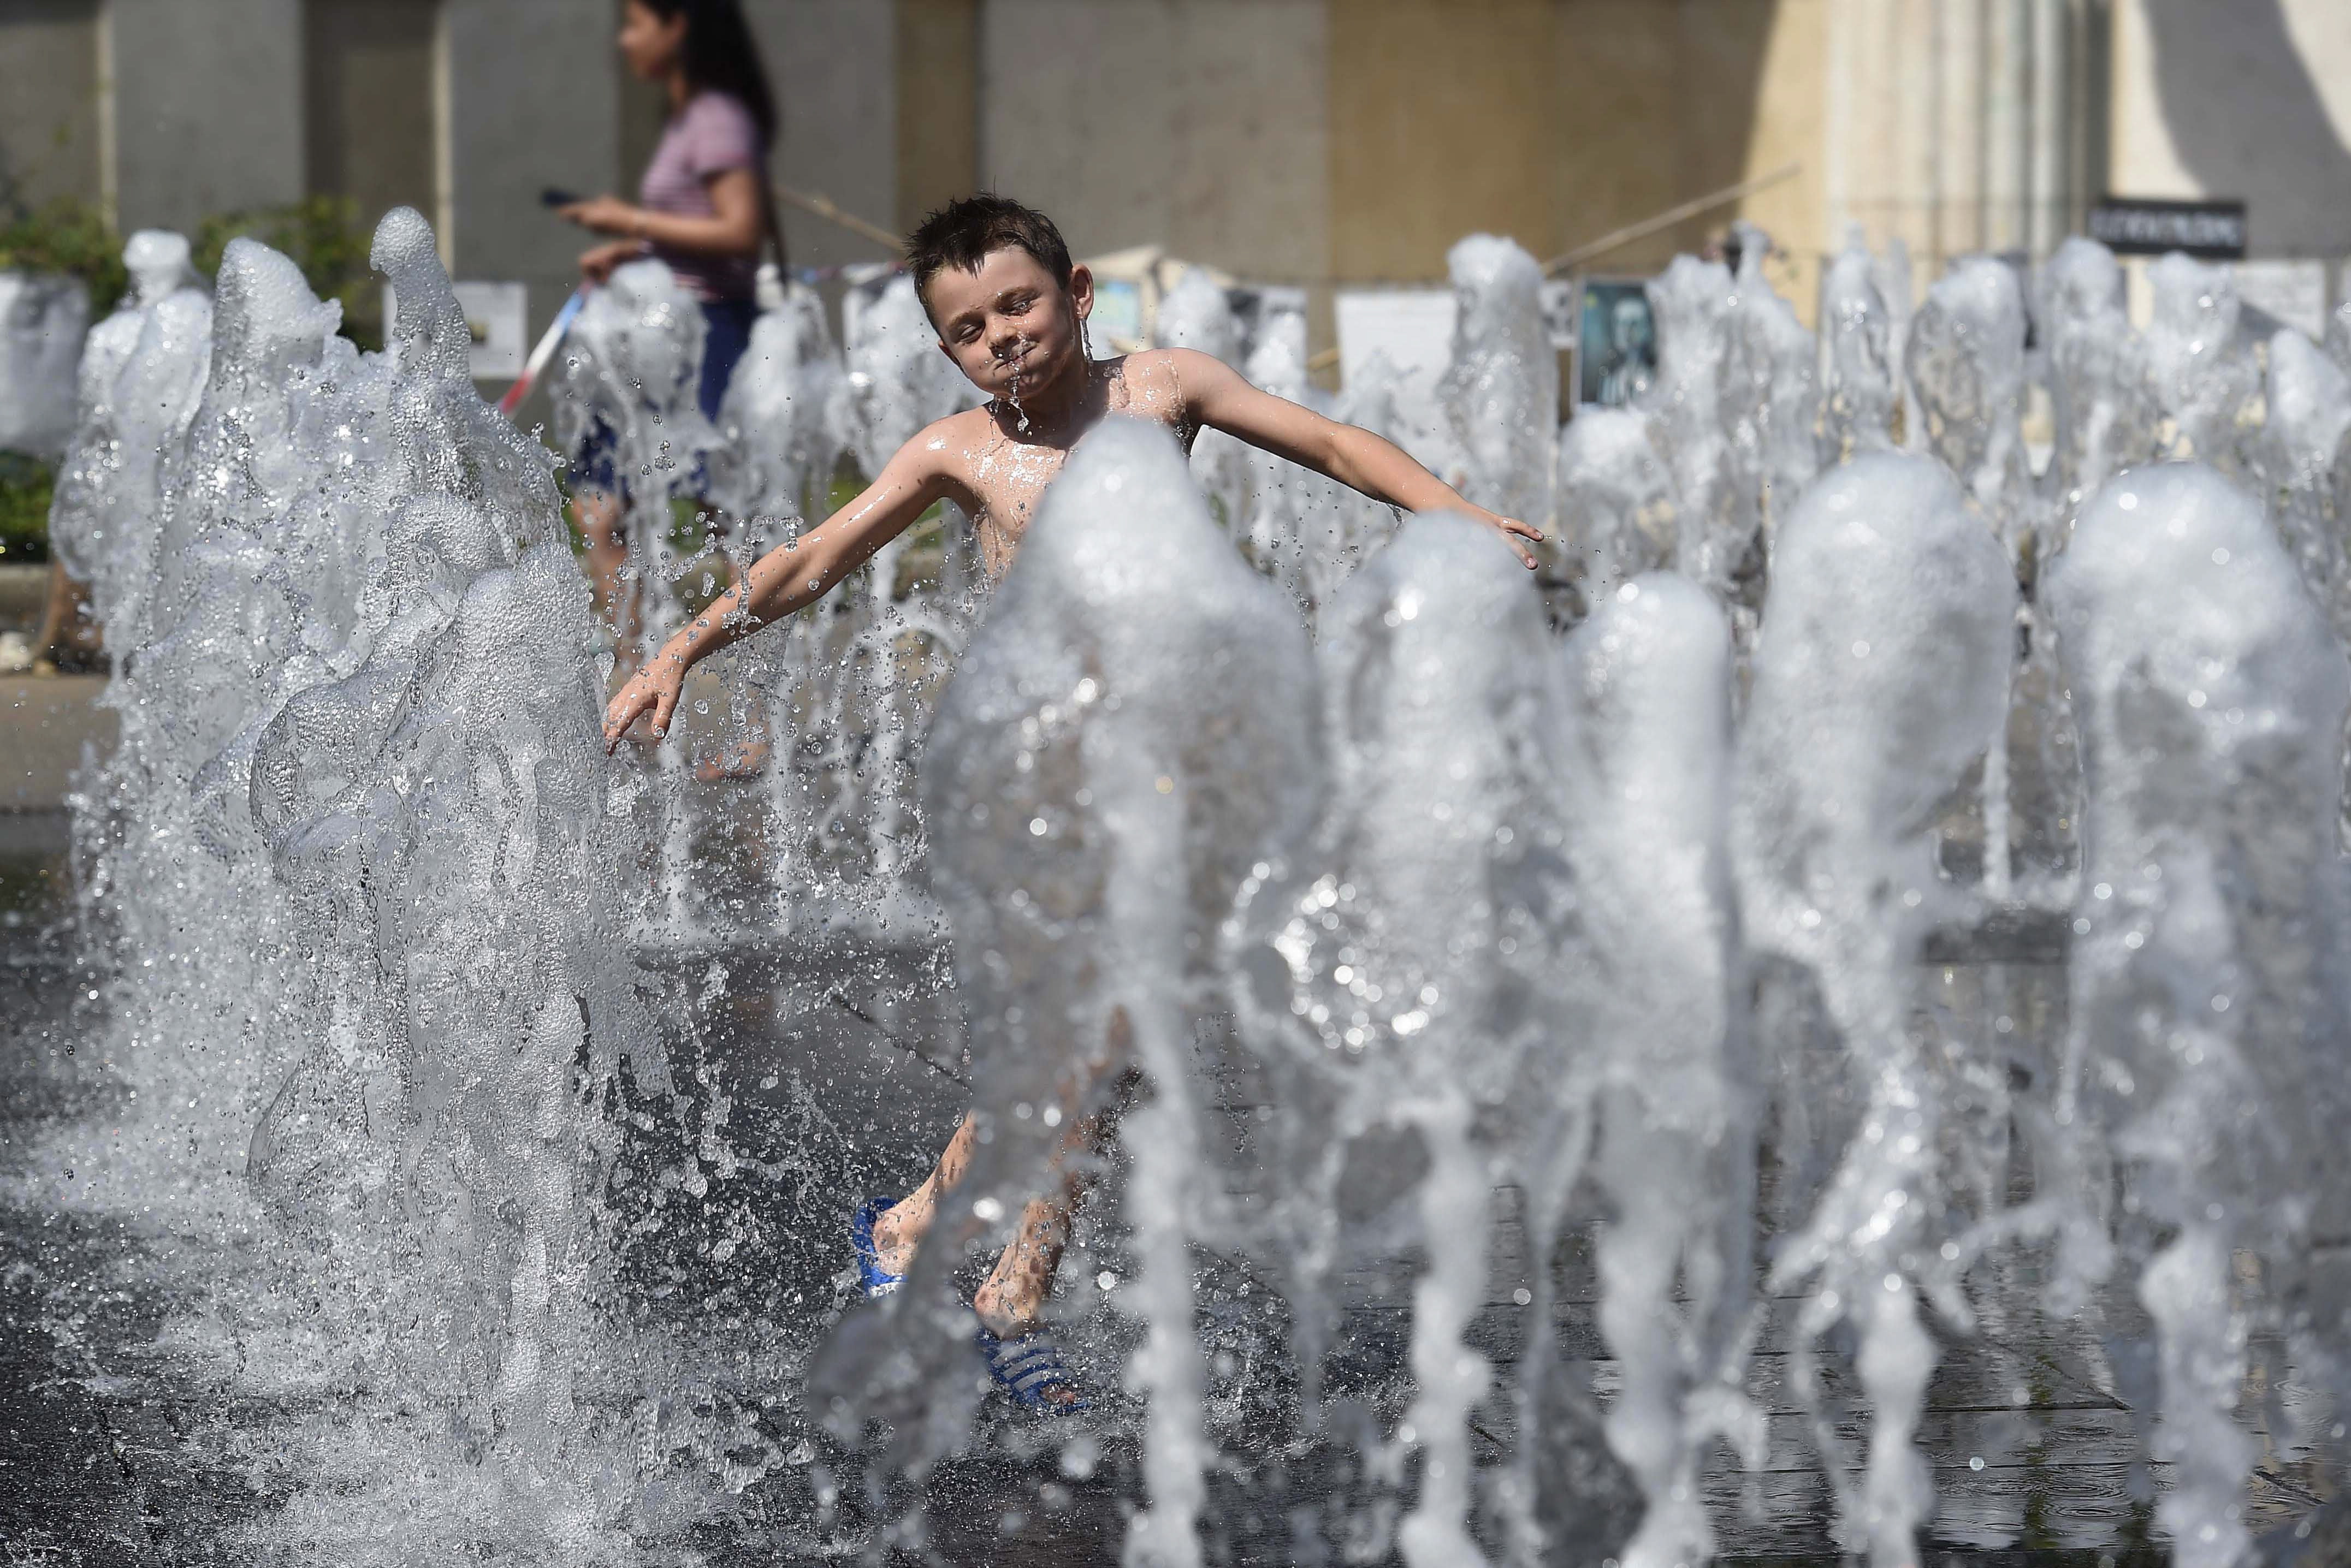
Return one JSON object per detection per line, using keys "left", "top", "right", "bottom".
{"left": 46, "top": 230, "right": 212, "bottom": 644}
{"left": 820, "top": 274, "right": 981, "bottom": 912}
{"left": 1438, "top": 236, "right": 1557, "bottom": 538}
{"left": 1733, "top": 454, "right": 2014, "bottom": 1566}
{"left": 548, "top": 258, "right": 714, "bottom": 931}
{"left": 1819, "top": 227, "right": 1897, "bottom": 463}
{"left": 2047, "top": 464, "right": 2351, "bottom": 1568}
{"left": 1242, "top": 315, "right": 1368, "bottom": 628}
{"left": 707, "top": 283, "right": 846, "bottom": 921}
{"left": 2142, "top": 254, "right": 2258, "bottom": 472}
{"left": 44, "top": 204, "right": 2351, "bottom": 1564}
{"left": 1563, "top": 573, "right": 1760, "bottom": 1568}
{"left": 1154, "top": 266, "right": 1253, "bottom": 530}
{"left": 820, "top": 419, "right": 1319, "bottom": 1563}
{"left": 1230, "top": 514, "right": 1592, "bottom": 1567}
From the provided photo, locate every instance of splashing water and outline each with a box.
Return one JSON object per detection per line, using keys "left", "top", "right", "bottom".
{"left": 2039, "top": 236, "right": 2147, "bottom": 517}
{"left": 1231, "top": 510, "right": 1581, "bottom": 1568}
{"left": 1819, "top": 227, "right": 1898, "bottom": 464}
{"left": 2143, "top": 253, "right": 2259, "bottom": 472}
{"left": 1241, "top": 315, "right": 1364, "bottom": 629}
{"left": 2047, "top": 465, "right": 2351, "bottom": 1568}
{"left": 1437, "top": 235, "right": 1558, "bottom": 538}
{"left": 1720, "top": 230, "right": 1820, "bottom": 557}
{"left": 1908, "top": 258, "right": 2029, "bottom": 553}
{"left": 547, "top": 258, "right": 715, "bottom": 934}
{"left": 30, "top": 206, "right": 2351, "bottom": 1568}
{"left": 1637, "top": 257, "right": 1745, "bottom": 604}
{"left": 1556, "top": 407, "right": 1677, "bottom": 610}
{"left": 1733, "top": 454, "right": 2015, "bottom": 1566}
{"left": 46, "top": 230, "right": 212, "bottom": 643}
{"left": 709, "top": 281, "right": 842, "bottom": 529}
{"left": 1563, "top": 573, "right": 1759, "bottom": 1568}
{"left": 1153, "top": 265, "right": 1254, "bottom": 530}
{"left": 813, "top": 420, "right": 1320, "bottom": 1561}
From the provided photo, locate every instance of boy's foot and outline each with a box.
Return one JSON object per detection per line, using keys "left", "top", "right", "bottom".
{"left": 974, "top": 1322, "right": 1089, "bottom": 1412}
{"left": 849, "top": 1197, "right": 906, "bottom": 1298}
{"left": 870, "top": 1195, "right": 923, "bottom": 1277}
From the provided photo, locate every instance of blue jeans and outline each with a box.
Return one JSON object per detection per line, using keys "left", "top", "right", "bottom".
{"left": 695, "top": 296, "right": 757, "bottom": 425}
{"left": 572, "top": 295, "right": 759, "bottom": 496}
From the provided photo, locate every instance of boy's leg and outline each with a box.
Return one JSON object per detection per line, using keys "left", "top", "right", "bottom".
{"left": 691, "top": 528, "right": 773, "bottom": 780}
{"left": 31, "top": 561, "right": 97, "bottom": 669}
{"left": 874, "top": 1011, "right": 1136, "bottom": 1300}
{"left": 970, "top": 1103, "right": 1116, "bottom": 1338}
{"left": 871, "top": 1111, "right": 978, "bottom": 1276}
{"left": 573, "top": 489, "right": 632, "bottom": 652}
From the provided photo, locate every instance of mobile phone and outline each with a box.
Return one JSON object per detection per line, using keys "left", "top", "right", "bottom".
{"left": 541, "top": 187, "right": 582, "bottom": 209}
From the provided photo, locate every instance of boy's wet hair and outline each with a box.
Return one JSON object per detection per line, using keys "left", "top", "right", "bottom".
{"left": 907, "top": 194, "right": 1074, "bottom": 318}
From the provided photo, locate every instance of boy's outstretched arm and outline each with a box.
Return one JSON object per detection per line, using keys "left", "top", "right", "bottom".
{"left": 1170, "top": 348, "right": 1545, "bottom": 569}
{"left": 602, "top": 436, "right": 954, "bottom": 751}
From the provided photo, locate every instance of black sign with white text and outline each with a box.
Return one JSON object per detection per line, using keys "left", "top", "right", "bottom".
{"left": 2087, "top": 197, "right": 2248, "bottom": 260}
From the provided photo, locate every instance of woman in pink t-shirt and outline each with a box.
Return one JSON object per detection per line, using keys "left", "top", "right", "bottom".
{"left": 558, "top": 0, "right": 780, "bottom": 624}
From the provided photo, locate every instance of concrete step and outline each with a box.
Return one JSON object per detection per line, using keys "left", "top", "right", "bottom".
{"left": 1, "top": 675, "right": 111, "bottom": 811}
{"left": 0, "top": 564, "right": 46, "bottom": 633}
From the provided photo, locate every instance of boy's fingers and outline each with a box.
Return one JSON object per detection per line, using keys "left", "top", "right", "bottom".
{"left": 603, "top": 686, "right": 647, "bottom": 752}
{"left": 1490, "top": 516, "right": 1541, "bottom": 568}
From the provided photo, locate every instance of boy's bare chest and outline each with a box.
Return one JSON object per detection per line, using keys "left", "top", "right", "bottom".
{"left": 962, "top": 402, "right": 1197, "bottom": 579}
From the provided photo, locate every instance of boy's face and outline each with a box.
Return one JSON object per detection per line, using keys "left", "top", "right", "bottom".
{"left": 925, "top": 247, "right": 1094, "bottom": 405}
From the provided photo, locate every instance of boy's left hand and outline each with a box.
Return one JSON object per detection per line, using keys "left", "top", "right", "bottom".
{"left": 1476, "top": 510, "right": 1546, "bottom": 571}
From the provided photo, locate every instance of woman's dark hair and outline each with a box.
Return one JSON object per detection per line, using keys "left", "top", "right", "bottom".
{"left": 635, "top": 0, "right": 778, "bottom": 147}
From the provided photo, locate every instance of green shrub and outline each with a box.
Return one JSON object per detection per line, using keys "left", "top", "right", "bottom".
{"left": 0, "top": 193, "right": 382, "bottom": 353}
{"left": 0, "top": 453, "right": 53, "bottom": 563}
{"left": 0, "top": 197, "right": 125, "bottom": 310}
{"left": 0, "top": 199, "right": 383, "bottom": 565}
{"left": 194, "top": 195, "right": 382, "bottom": 352}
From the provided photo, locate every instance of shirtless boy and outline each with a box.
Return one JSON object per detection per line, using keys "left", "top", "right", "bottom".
{"left": 602, "top": 194, "right": 1539, "bottom": 1409}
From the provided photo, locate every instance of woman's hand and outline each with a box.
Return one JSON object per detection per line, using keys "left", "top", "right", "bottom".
{"left": 603, "top": 649, "right": 690, "bottom": 755}
{"left": 578, "top": 240, "right": 640, "bottom": 284}
{"left": 561, "top": 195, "right": 643, "bottom": 237}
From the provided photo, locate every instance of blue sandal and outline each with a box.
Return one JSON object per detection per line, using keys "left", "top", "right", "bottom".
{"left": 974, "top": 1323, "right": 1091, "bottom": 1413}
{"left": 850, "top": 1197, "right": 905, "bottom": 1298}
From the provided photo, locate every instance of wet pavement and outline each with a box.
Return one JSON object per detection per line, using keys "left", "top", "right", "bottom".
{"left": 0, "top": 807, "right": 2337, "bottom": 1564}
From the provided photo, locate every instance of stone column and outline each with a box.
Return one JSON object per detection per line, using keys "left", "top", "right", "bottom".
{"left": 442, "top": 0, "right": 618, "bottom": 349}
{"left": 743, "top": 0, "right": 899, "bottom": 270}
{"left": 109, "top": 0, "right": 303, "bottom": 235}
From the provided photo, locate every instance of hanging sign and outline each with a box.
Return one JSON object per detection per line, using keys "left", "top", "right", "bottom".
{"left": 2087, "top": 197, "right": 2247, "bottom": 260}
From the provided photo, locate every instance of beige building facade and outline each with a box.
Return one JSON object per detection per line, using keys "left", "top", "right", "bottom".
{"left": 5, "top": 1, "right": 2348, "bottom": 356}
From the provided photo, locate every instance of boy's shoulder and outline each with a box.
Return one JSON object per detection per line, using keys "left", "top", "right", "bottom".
{"left": 1098, "top": 347, "right": 1234, "bottom": 424}
{"left": 1117, "top": 346, "right": 1227, "bottom": 390}
{"left": 901, "top": 403, "right": 1001, "bottom": 467}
